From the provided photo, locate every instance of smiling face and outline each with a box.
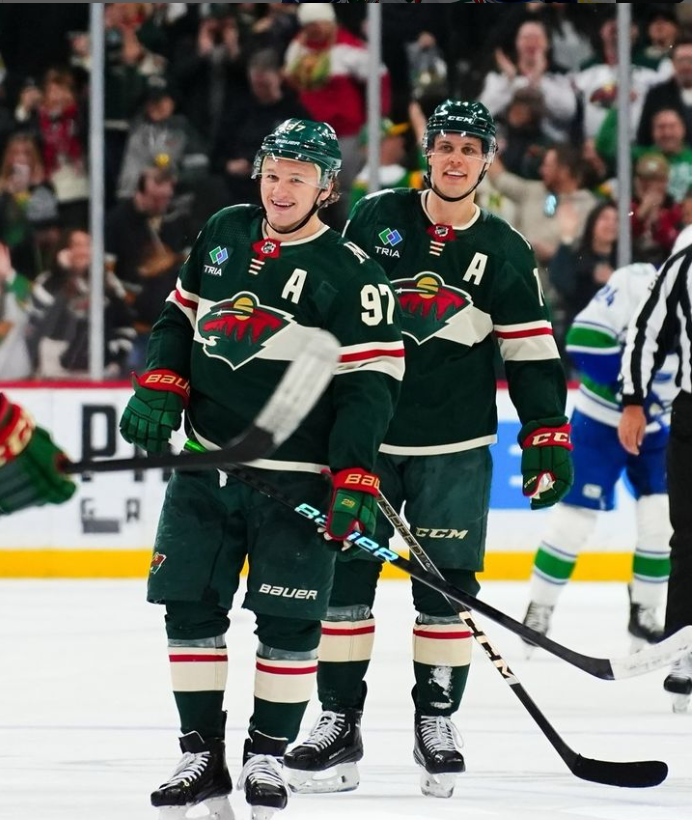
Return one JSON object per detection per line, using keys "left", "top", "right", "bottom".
{"left": 427, "top": 133, "right": 486, "bottom": 200}
{"left": 259, "top": 156, "right": 330, "bottom": 232}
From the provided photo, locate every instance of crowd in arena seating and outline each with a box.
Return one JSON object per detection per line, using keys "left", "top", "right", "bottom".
{"left": 1, "top": 2, "right": 691, "bottom": 381}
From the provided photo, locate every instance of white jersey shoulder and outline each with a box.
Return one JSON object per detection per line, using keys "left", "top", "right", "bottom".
{"left": 573, "top": 263, "right": 656, "bottom": 344}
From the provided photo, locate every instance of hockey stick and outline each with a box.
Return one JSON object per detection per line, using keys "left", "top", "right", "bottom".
{"left": 63, "top": 329, "right": 341, "bottom": 475}
{"left": 210, "top": 464, "right": 668, "bottom": 788}
{"left": 375, "top": 491, "right": 667, "bottom": 789}
{"left": 375, "top": 496, "right": 692, "bottom": 681}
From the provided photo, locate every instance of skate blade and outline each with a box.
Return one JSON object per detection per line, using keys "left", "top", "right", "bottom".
{"left": 671, "top": 693, "right": 691, "bottom": 714}
{"left": 158, "top": 797, "right": 235, "bottom": 820}
{"left": 287, "top": 762, "right": 360, "bottom": 794}
{"left": 249, "top": 807, "right": 282, "bottom": 820}
{"left": 629, "top": 636, "right": 648, "bottom": 654}
{"left": 419, "top": 770, "right": 457, "bottom": 799}
{"left": 523, "top": 641, "right": 537, "bottom": 660}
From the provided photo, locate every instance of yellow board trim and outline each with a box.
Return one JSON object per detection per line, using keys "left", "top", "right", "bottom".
{"left": 0, "top": 550, "right": 634, "bottom": 581}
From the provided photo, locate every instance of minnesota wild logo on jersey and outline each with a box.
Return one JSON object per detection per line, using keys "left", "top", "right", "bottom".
{"left": 198, "top": 292, "right": 293, "bottom": 370}
{"left": 393, "top": 273, "right": 471, "bottom": 345}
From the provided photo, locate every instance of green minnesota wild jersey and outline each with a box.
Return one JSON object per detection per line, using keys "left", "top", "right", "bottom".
{"left": 147, "top": 204, "right": 405, "bottom": 472}
{"left": 344, "top": 189, "right": 567, "bottom": 455}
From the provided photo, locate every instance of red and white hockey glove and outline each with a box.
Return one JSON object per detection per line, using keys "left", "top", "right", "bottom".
{"left": 324, "top": 468, "right": 380, "bottom": 543}
{"left": 519, "top": 417, "right": 574, "bottom": 510}
{"left": 0, "top": 393, "right": 75, "bottom": 515}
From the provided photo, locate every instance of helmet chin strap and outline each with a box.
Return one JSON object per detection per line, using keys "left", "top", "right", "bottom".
{"left": 263, "top": 190, "right": 328, "bottom": 236}
{"left": 424, "top": 164, "right": 489, "bottom": 204}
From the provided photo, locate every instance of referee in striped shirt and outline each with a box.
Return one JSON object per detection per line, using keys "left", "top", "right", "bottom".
{"left": 620, "top": 225, "right": 692, "bottom": 710}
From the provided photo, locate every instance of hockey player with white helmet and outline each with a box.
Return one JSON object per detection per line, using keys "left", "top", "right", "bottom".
{"left": 521, "top": 261, "right": 678, "bottom": 656}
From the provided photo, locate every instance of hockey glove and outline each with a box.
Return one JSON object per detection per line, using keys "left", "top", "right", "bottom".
{"left": 119, "top": 369, "right": 189, "bottom": 454}
{"left": 324, "top": 468, "right": 380, "bottom": 544}
{"left": 0, "top": 394, "right": 76, "bottom": 515}
{"left": 519, "top": 417, "right": 574, "bottom": 510}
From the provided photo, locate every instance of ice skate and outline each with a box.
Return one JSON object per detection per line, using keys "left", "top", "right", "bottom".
{"left": 151, "top": 731, "right": 233, "bottom": 820}
{"left": 520, "top": 602, "right": 554, "bottom": 658}
{"left": 238, "top": 731, "right": 289, "bottom": 820}
{"left": 627, "top": 586, "right": 664, "bottom": 652}
{"left": 664, "top": 652, "right": 692, "bottom": 714}
{"left": 413, "top": 713, "right": 465, "bottom": 799}
{"left": 284, "top": 709, "right": 363, "bottom": 794}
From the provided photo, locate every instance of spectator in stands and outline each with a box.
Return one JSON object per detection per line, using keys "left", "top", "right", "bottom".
{"left": 350, "top": 118, "right": 421, "bottom": 210}
{"left": 117, "top": 75, "right": 209, "bottom": 201}
{"left": 15, "top": 68, "right": 88, "bottom": 230}
{"left": 495, "top": 87, "right": 551, "bottom": 181}
{"left": 283, "top": 2, "right": 390, "bottom": 224}
{"left": 82, "top": 3, "right": 167, "bottom": 208}
{"left": 549, "top": 200, "right": 618, "bottom": 348}
{"left": 173, "top": 6, "right": 248, "bottom": 152}
{"left": 636, "top": 109, "right": 692, "bottom": 204}
{"left": 106, "top": 167, "right": 192, "bottom": 370}
{"left": 0, "top": 134, "right": 45, "bottom": 281}
{"left": 0, "top": 240, "right": 32, "bottom": 380}
{"left": 487, "top": 144, "right": 597, "bottom": 266}
{"left": 631, "top": 153, "right": 682, "bottom": 266}
{"left": 633, "top": 7, "right": 680, "bottom": 71}
{"left": 27, "top": 229, "right": 135, "bottom": 380}
{"left": 480, "top": 19, "right": 576, "bottom": 143}
{"left": 213, "top": 49, "right": 310, "bottom": 207}
{"left": 249, "top": 4, "right": 299, "bottom": 62}
{"left": 638, "top": 39, "right": 692, "bottom": 147}
{"left": 0, "top": 132, "right": 60, "bottom": 277}
{"left": 573, "top": 16, "right": 659, "bottom": 141}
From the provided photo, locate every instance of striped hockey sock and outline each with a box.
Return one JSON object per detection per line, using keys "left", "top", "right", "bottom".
{"left": 317, "top": 616, "right": 375, "bottom": 710}
{"left": 412, "top": 615, "right": 472, "bottom": 716}
{"left": 168, "top": 636, "right": 228, "bottom": 738}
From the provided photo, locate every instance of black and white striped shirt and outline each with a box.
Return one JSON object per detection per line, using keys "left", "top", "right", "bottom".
{"left": 621, "top": 236, "right": 692, "bottom": 405}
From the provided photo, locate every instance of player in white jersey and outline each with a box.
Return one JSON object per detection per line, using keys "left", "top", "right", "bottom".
{"left": 521, "top": 262, "right": 678, "bottom": 654}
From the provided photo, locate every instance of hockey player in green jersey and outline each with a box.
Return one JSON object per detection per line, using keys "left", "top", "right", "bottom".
{"left": 118, "top": 119, "right": 405, "bottom": 820}
{"left": 284, "top": 100, "right": 573, "bottom": 799}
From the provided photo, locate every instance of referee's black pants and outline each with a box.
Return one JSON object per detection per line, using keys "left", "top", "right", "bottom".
{"left": 665, "top": 391, "right": 692, "bottom": 636}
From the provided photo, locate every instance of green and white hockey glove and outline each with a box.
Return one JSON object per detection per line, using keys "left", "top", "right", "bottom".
{"left": 324, "top": 468, "right": 380, "bottom": 543}
{"left": 519, "top": 417, "right": 574, "bottom": 511}
{"left": 119, "top": 369, "right": 189, "bottom": 454}
{"left": 0, "top": 394, "right": 76, "bottom": 515}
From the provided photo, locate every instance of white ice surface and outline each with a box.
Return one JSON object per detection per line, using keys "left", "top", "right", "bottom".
{"left": 1, "top": 580, "right": 690, "bottom": 820}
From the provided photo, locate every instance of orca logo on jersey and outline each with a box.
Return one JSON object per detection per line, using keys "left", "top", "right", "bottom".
{"left": 392, "top": 272, "right": 472, "bottom": 344}
{"left": 197, "top": 292, "right": 293, "bottom": 369}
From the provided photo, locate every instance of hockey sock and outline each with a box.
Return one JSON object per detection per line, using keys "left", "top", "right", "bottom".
{"left": 168, "top": 636, "right": 228, "bottom": 738}
{"left": 412, "top": 613, "right": 472, "bottom": 716}
{"left": 529, "top": 504, "right": 597, "bottom": 606}
{"left": 250, "top": 614, "right": 321, "bottom": 743}
{"left": 631, "top": 495, "right": 671, "bottom": 607}
{"left": 165, "top": 601, "right": 230, "bottom": 739}
{"left": 317, "top": 604, "right": 375, "bottom": 710}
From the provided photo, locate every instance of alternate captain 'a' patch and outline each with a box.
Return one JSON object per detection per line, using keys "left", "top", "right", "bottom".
{"left": 393, "top": 272, "right": 472, "bottom": 344}
{"left": 197, "top": 292, "right": 293, "bottom": 369}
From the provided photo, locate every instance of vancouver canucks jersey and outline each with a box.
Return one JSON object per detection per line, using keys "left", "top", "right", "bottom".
{"left": 566, "top": 263, "right": 679, "bottom": 431}
{"left": 148, "top": 205, "right": 405, "bottom": 472}
{"left": 344, "top": 188, "right": 566, "bottom": 455}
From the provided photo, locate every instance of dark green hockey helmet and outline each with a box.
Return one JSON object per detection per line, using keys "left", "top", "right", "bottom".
{"left": 423, "top": 99, "right": 497, "bottom": 160}
{"left": 253, "top": 118, "right": 342, "bottom": 189}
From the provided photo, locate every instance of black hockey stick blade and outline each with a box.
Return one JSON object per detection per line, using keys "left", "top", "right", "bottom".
{"left": 64, "top": 329, "right": 341, "bottom": 475}
{"left": 569, "top": 753, "right": 668, "bottom": 789}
